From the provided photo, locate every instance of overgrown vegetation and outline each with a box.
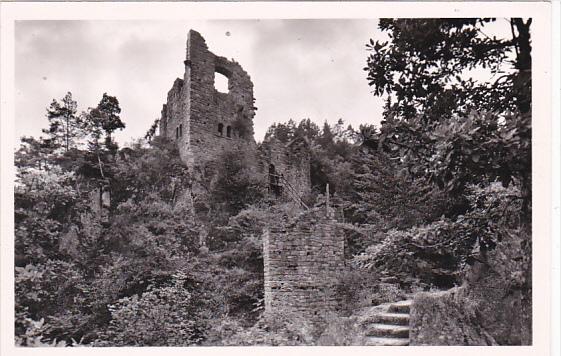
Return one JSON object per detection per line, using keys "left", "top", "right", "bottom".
{"left": 14, "top": 18, "right": 531, "bottom": 346}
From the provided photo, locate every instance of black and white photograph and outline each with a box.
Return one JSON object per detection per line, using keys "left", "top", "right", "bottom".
{"left": 0, "top": 2, "right": 556, "bottom": 353}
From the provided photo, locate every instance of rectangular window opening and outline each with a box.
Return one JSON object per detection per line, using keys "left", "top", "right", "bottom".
{"left": 214, "top": 71, "right": 229, "bottom": 93}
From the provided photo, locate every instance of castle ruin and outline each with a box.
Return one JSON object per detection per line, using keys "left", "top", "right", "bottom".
{"left": 159, "top": 29, "right": 310, "bottom": 200}
{"left": 159, "top": 30, "right": 343, "bottom": 322}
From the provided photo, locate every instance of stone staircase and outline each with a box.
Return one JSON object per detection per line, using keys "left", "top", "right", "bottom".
{"left": 363, "top": 300, "right": 412, "bottom": 346}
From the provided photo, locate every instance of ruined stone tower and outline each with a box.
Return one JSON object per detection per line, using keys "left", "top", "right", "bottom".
{"left": 159, "top": 29, "right": 257, "bottom": 167}
{"left": 159, "top": 30, "right": 311, "bottom": 199}
{"left": 263, "top": 208, "right": 345, "bottom": 325}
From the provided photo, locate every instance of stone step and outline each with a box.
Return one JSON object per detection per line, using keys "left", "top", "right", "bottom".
{"left": 364, "top": 336, "right": 410, "bottom": 346}
{"left": 367, "top": 312, "right": 410, "bottom": 326}
{"left": 388, "top": 300, "right": 412, "bottom": 314}
{"left": 366, "top": 323, "right": 410, "bottom": 338}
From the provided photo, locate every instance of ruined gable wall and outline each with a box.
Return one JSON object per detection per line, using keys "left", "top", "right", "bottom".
{"left": 184, "top": 30, "right": 256, "bottom": 167}
{"left": 283, "top": 140, "right": 312, "bottom": 197}
{"left": 159, "top": 30, "right": 312, "bottom": 201}
{"left": 263, "top": 208, "right": 345, "bottom": 325}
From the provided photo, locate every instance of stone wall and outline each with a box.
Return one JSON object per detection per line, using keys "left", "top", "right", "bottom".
{"left": 259, "top": 136, "right": 311, "bottom": 199}
{"left": 263, "top": 208, "right": 345, "bottom": 325}
{"left": 160, "top": 29, "right": 256, "bottom": 167}
{"left": 159, "top": 29, "right": 312, "bottom": 204}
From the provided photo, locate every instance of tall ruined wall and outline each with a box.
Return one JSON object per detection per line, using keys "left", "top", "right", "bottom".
{"left": 263, "top": 208, "right": 344, "bottom": 325}
{"left": 159, "top": 29, "right": 311, "bottom": 203}
{"left": 160, "top": 29, "right": 256, "bottom": 167}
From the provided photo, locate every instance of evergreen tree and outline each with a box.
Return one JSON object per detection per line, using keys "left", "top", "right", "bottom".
{"left": 85, "top": 93, "right": 125, "bottom": 151}
{"left": 82, "top": 93, "right": 125, "bottom": 179}
{"left": 42, "top": 92, "right": 82, "bottom": 152}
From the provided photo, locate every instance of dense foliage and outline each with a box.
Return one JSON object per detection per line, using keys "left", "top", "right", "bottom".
{"left": 14, "top": 18, "right": 531, "bottom": 346}
{"left": 14, "top": 95, "right": 270, "bottom": 345}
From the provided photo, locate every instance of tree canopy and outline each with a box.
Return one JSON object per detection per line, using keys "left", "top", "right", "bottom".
{"left": 364, "top": 18, "right": 532, "bottom": 213}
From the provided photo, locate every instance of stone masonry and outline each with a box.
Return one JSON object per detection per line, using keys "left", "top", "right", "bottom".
{"left": 160, "top": 29, "right": 257, "bottom": 167}
{"left": 159, "top": 30, "right": 342, "bottom": 328}
{"left": 259, "top": 136, "right": 312, "bottom": 199}
{"left": 159, "top": 29, "right": 310, "bottom": 199}
{"left": 263, "top": 208, "right": 345, "bottom": 325}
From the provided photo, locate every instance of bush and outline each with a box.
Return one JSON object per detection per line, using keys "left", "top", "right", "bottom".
{"left": 336, "top": 268, "right": 379, "bottom": 313}
{"left": 410, "top": 288, "right": 498, "bottom": 346}
{"left": 96, "top": 272, "right": 205, "bottom": 346}
{"left": 353, "top": 183, "right": 524, "bottom": 288}
{"left": 216, "top": 310, "right": 317, "bottom": 346}
{"left": 207, "top": 148, "right": 265, "bottom": 220}
{"left": 317, "top": 314, "right": 361, "bottom": 345}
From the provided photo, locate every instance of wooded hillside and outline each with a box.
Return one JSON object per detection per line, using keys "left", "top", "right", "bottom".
{"left": 14, "top": 18, "right": 532, "bottom": 346}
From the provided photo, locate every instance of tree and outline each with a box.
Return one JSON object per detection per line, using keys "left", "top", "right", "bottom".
{"left": 208, "top": 148, "right": 264, "bottom": 219}
{"left": 365, "top": 18, "right": 531, "bottom": 120}
{"left": 85, "top": 93, "right": 125, "bottom": 150}
{"left": 343, "top": 146, "right": 448, "bottom": 229}
{"left": 81, "top": 93, "right": 125, "bottom": 180}
{"left": 360, "top": 20, "right": 532, "bottom": 340}
{"left": 95, "top": 93, "right": 125, "bottom": 143}
{"left": 42, "top": 92, "right": 83, "bottom": 152}
{"left": 364, "top": 18, "right": 532, "bottom": 214}
{"left": 15, "top": 136, "right": 57, "bottom": 170}
{"left": 144, "top": 119, "right": 160, "bottom": 142}
{"left": 110, "top": 137, "right": 191, "bottom": 207}
{"left": 317, "top": 121, "right": 335, "bottom": 149}
{"left": 294, "top": 119, "right": 321, "bottom": 141}
{"left": 263, "top": 120, "right": 297, "bottom": 143}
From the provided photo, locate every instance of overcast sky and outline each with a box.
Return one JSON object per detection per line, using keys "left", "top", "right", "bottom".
{"left": 15, "top": 20, "right": 387, "bottom": 145}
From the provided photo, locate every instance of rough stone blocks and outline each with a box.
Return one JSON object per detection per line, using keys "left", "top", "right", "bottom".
{"left": 263, "top": 208, "right": 345, "bottom": 326}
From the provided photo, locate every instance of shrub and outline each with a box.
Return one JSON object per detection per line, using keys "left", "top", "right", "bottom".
{"left": 353, "top": 183, "right": 524, "bottom": 288}
{"left": 231, "top": 310, "right": 317, "bottom": 346}
{"left": 96, "top": 272, "right": 205, "bottom": 346}
{"left": 317, "top": 314, "right": 361, "bottom": 346}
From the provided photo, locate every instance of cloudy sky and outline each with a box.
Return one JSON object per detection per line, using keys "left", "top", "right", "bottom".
{"left": 15, "top": 20, "right": 386, "bottom": 145}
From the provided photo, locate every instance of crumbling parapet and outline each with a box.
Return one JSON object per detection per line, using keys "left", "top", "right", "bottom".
{"left": 263, "top": 208, "right": 345, "bottom": 326}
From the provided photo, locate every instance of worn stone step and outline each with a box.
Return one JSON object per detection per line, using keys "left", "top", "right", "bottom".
{"left": 366, "top": 324, "right": 410, "bottom": 338}
{"left": 364, "top": 336, "right": 410, "bottom": 346}
{"left": 388, "top": 300, "right": 412, "bottom": 314}
{"left": 367, "top": 312, "right": 410, "bottom": 326}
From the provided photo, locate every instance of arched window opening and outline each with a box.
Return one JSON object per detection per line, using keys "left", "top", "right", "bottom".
{"left": 179, "top": 124, "right": 183, "bottom": 137}
{"left": 175, "top": 127, "right": 179, "bottom": 139}
{"left": 214, "top": 71, "right": 229, "bottom": 93}
{"left": 226, "top": 126, "right": 232, "bottom": 138}
{"left": 218, "top": 123, "right": 224, "bottom": 136}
